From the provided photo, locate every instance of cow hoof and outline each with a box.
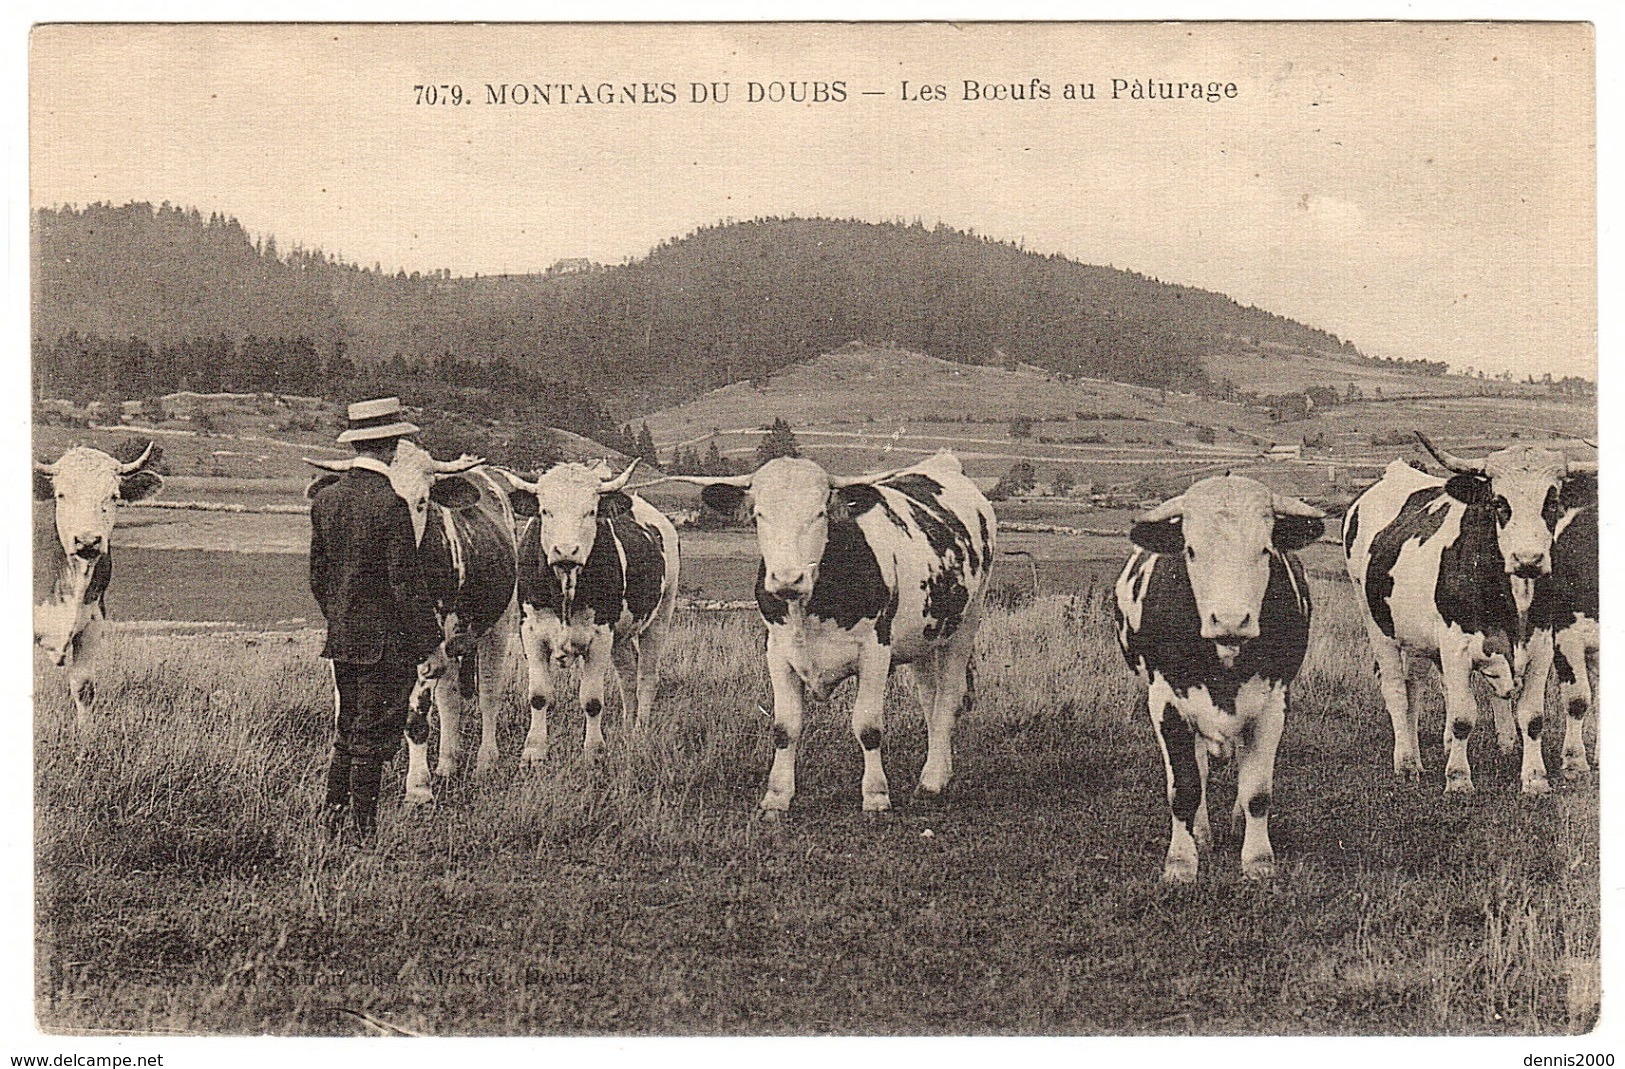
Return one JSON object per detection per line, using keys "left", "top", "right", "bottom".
{"left": 433, "top": 761, "right": 459, "bottom": 779}
{"left": 1443, "top": 775, "right": 1475, "bottom": 794}
{"left": 1394, "top": 764, "right": 1423, "bottom": 783}
{"left": 862, "top": 795, "right": 892, "bottom": 814}
{"left": 912, "top": 783, "right": 948, "bottom": 805}
{"left": 1161, "top": 860, "right": 1198, "bottom": 884}
{"left": 519, "top": 749, "right": 546, "bottom": 770}
{"left": 860, "top": 808, "right": 896, "bottom": 824}
{"left": 474, "top": 750, "right": 500, "bottom": 776}
{"left": 757, "top": 808, "right": 788, "bottom": 824}
{"left": 1522, "top": 775, "right": 1552, "bottom": 797}
{"left": 1242, "top": 858, "right": 1277, "bottom": 881}
{"left": 404, "top": 786, "right": 435, "bottom": 806}
{"left": 1562, "top": 763, "right": 1592, "bottom": 782}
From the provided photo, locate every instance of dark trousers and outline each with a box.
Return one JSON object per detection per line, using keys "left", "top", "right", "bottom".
{"left": 325, "top": 657, "right": 417, "bottom": 835}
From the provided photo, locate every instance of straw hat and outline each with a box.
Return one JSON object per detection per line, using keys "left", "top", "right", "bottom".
{"left": 336, "top": 397, "right": 421, "bottom": 443}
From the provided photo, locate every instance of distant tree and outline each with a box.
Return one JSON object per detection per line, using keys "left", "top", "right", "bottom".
{"left": 635, "top": 423, "right": 659, "bottom": 463}
{"left": 755, "top": 417, "right": 802, "bottom": 466}
{"left": 989, "top": 460, "right": 1036, "bottom": 501}
{"left": 703, "top": 440, "right": 730, "bottom": 475}
{"left": 1052, "top": 467, "right": 1074, "bottom": 497}
{"left": 1008, "top": 416, "right": 1035, "bottom": 440}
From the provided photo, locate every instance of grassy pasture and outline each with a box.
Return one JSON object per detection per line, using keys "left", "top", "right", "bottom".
{"left": 35, "top": 580, "right": 1598, "bottom": 1036}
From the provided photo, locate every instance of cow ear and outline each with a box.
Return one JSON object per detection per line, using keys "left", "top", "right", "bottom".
{"left": 826, "top": 488, "right": 851, "bottom": 525}
{"left": 1129, "top": 519, "right": 1184, "bottom": 555}
{"left": 597, "top": 491, "right": 633, "bottom": 521}
{"left": 306, "top": 473, "right": 341, "bottom": 500}
{"left": 33, "top": 470, "right": 53, "bottom": 501}
{"left": 430, "top": 474, "right": 483, "bottom": 510}
{"left": 1561, "top": 471, "right": 1598, "bottom": 511}
{"left": 1444, "top": 473, "right": 1494, "bottom": 506}
{"left": 700, "top": 482, "right": 747, "bottom": 519}
{"left": 509, "top": 488, "right": 539, "bottom": 518}
{"left": 119, "top": 471, "right": 163, "bottom": 503}
{"left": 1272, "top": 514, "right": 1324, "bottom": 552}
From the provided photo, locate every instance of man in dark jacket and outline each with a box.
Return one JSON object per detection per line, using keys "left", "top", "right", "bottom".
{"left": 309, "top": 397, "right": 445, "bottom": 839}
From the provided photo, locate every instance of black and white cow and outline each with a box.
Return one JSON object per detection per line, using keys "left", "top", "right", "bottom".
{"left": 1114, "top": 475, "right": 1323, "bottom": 882}
{"left": 33, "top": 443, "right": 163, "bottom": 725}
{"left": 1342, "top": 434, "right": 1595, "bottom": 794}
{"left": 504, "top": 460, "right": 680, "bottom": 760}
{"left": 666, "top": 450, "right": 996, "bottom": 816}
{"left": 306, "top": 441, "right": 519, "bottom": 803}
{"left": 1501, "top": 466, "right": 1598, "bottom": 779}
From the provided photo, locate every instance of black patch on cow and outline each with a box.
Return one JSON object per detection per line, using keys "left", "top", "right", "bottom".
{"left": 1240, "top": 718, "right": 1256, "bottom": 749}
{"left": 530, "top": 693, "right": 548, "bottom": 710}
{"left": 700, "top": 482, "right": 747, "bottom": 519}
{"left": 430, "top": 475, "right": 483, "bottom": 511}
{"left": 876, "top": 583, "right": 900, "bottom": 645}
{"left": 405, "top": 705, "right": 431, "bottom": 744}
{"left": 1451, "top": 718, "right": 1473, "bottom": 740}
{"left": 509, "top": 488, "right": 539, "bottom": 518}
{"left": 978, "top": 511, "right": 993, "bottom": 564}
{"left": 1444, "top": 473, "right": 1494, "bottom": 506}
{"left": 1342, "top": 504, "right": 1360, "bottom": 556}
{"left": 1247, "top": 792, "right": 1271, "bottom": 819}
{"left": 584, "top": 698, "right": 602, "bottom": 719}
{"left": 837, "top": 483, "right": 909, "bottom": 533}
{"left": 1552, "top": 646, "right": 1576, "bottom": 685}
{"left": 1158, "top": 708, "right": 1202, "bottom": 832}
{"left": 859, "top": 726, "right": 881, "bottom": 751}
{"left": 1130, "top": 519, "right": 1185, "bottom": 556}
{"left": 1436, "top": 497, "right": 1528, "bottom": 647}
{"left": 422, "top": 500, "right": 518, "bottom": 638}
{"left": 755, "top": 561, "right": 790, "bottom": 625}
{"left": 772, "top": 723, "right": 792, "bottom": 749}
{"left": 32, "top": 470, "right": 52, "bottom": 501}
{"left": 921, "top": 566, "right": 969, "bottom": 642}
{"left": 1568, "top": 697, "right": 1587, "bottom": 720}
{"left": 1117, "top": 550, "right": 1311, "bottom": 704}
{"left": 1273, "top": 515, "right": 1324, "bottom": 552}
{"left": 458, "top": 652, "right": 478, "bottom": 699}
{"left": 1526, "top": 716, "right": 1544, "bottom": 740}
{"left": 1549, "top": 505, "right": 1598, "bottom": 635}
{"left": 961, "top": 660, "right": 976, "bottom": 714}
{"left": 1561, "top": 472, "right": 1598, "bottom": 512}
{"left": 1363, "top": 486, "right": 1450, "bottom": 638}
{"left": 306, "top": 473, "right": 341, "bottom": 500}
{"left": 886, "top": 474, "right": 985, "bottom": 575}
{"left": 790, "top": 518, "right": 891, "bottom": 633}
{"left": 597, "top": 492, "right": 633, "bottom": 521}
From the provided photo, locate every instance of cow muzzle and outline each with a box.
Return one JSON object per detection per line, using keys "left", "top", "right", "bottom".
{"left": 764, "top": 568, "right": 813, "bottom": 601}
{"left": 71, "top": 535, "right": 106, "bottom": 560}
{"left": 1508, "top": 552, "right": 1550, "bottom": 578}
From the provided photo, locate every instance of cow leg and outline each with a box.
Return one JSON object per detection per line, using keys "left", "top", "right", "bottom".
{"left": 68, "top": 611, "right": 104, "bottom": 728}
{"left": 1439, "top": 651, "right": 1478, "bottom": 793}
{"left": 433, "top": 666, "right": 465, "bottom": 778}
{"left": 474, "top": 619, "right": 516, "bottom": 777}
{"left": 1235, "top": 681, "right": 1287, "bottom": 879}
{"left": 1151, "top": 681, "right": 1205, "bottom": 883}
{"left": 917, "top": 636, "right": 974, "bottom": 798}
{"left": 1367, "top": 622, "right": 1420, "bottom": 780}
{"left": 579, "top": 629, "right": 614, "bottom": 759}
{"left": 404, "top": 665, "right": 439, "bottom": 805}
{"left": 634, "top": 625, "right": 667, "bottom": 723}
{"left": 1557, "top": 626, "right": 1595, "bottom": 778}
{"left": 518, "top": 616, "right": 557, "bottom": 766}
{"left": 852, "top": 638, "right": 895, "bottom": 812}
{"left": 761, "top": 629, "right": 806, "bottom": 816}
{"left": 610, "top": 637, "right": 640, "bottom": 725}
{"left": 1513, "top": 628, "right": 1555, "bottom": 795}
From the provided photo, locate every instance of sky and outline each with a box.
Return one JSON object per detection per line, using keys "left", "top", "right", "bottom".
{"left": 29, "top": 21, "right": 1597, "bottom": 379}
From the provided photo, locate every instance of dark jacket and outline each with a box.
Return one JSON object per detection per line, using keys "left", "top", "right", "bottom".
{"left": 309, "top": 466, "right": 443, "bottom": 665}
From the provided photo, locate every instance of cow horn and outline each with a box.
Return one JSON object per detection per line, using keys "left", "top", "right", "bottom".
{"left": 1137, "top": 495, "right": 1186, "bottom": 523}
{"left": 1414, "top": 432, "right": 1484, "bottom": 474}
{"left": 1272, "top": 493, "right": 1325, "bottom": 519}
{"left": 1579, "top": 437, "right": 1598, "bottom": 449}
{"left": 433, "top": 453, "right": 484, "bottom": 474}
{"left": 303, "top": 457, "right": 355, "bottom": 472}
{"left": 33, "top": 459, "right": 57, "bottom": 476}
{"left": 829, "top": 464, "right": 912, "bottom": 488}
{"left": 657, "top": 473, "right": 755, "bottom": 488}
{"left": 117, "top": 442, "right": 156, "bottom": 475}
{"left": 599, "top": 457, "right": 639, "bottom": 493}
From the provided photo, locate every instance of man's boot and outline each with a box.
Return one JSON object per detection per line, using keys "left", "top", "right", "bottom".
{"left": 348, "top": 757, "right": 385, "bottom": 841}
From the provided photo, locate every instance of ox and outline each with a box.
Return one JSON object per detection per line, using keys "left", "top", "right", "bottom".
{"left": 1114, "top": 475, "right": 1323, "bottom": 881}
{"left": 306, "top": 441, "right": 519, "bottom": 804}
{"left": 504, "top": 459, "right": 680, "bottom": 760}
{"left": 666, "top": 450, "right": 995, "bottom": 816}
{"left": 33, "top": 443, "right": 163, "bottom": 724}
{"left": 1498, "top": 466, "right": 1598, "bottom": 779}
{"left": 1342, "top": 434, "right": 1595, "bottom": 794}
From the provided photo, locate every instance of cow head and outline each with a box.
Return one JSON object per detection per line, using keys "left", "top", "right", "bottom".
{"left": 506, "top": 459, "right": 640, "bottom": 596}
{"left": 33, "top": 444, "right": 162, "bottom": 565}
{"left": 1130, "top": 475, "right": 1324, "bottom": 664}
{"left": 663, "top": 457, "right": 904, "bottom": 602}
{"left": 1416, "top": 433, "right": 1597, "bottom": 578}
{"left": 304, "top": 441, "right": 485, "bottom": 546}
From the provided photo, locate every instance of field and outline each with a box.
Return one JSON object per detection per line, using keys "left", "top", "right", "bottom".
{"left": 35, "top": 574, "right": 1599, "bottom": 1035}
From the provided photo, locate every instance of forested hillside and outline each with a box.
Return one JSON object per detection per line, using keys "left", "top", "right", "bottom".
{"left": 33, "top": 202, "right": 1372, "bottom": 420}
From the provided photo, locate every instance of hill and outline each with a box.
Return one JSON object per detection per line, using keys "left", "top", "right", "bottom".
{"left": 35, "top": 204, "right": 1389, "bottom": 418}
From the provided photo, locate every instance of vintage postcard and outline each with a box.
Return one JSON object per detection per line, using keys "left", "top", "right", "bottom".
{"left": 22, "top": 19, "right": 1601, "bottom": 1045}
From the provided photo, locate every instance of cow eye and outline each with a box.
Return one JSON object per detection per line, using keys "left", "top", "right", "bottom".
{"left": 1494, "top": 496, "right": 1512, "bottom": 526}
{"left": 540, "top": 508, "right": 551, "bottom": 518}
{"left": 1185, "top": 546, "right": 1196, "bottom": 560}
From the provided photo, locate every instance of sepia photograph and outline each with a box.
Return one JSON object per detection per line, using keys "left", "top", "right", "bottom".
{"left": 21, "top": 17, "right": 1603, "bottom": 1042}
